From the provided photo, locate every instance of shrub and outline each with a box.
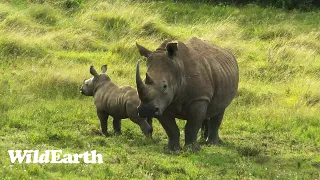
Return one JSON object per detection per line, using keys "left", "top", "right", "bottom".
{"left": 28, "top": 5, "right": 59, "bottom": 26}
{"left": 0, "top": 38, "right": 46, "bottom": 58}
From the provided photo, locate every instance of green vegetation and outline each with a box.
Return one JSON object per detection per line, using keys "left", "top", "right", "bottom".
{"left": 1, "top": 0, "right": 319, "bottom": 179}
{"left": 172, "top": 0, "right": 320, "bottom": 10}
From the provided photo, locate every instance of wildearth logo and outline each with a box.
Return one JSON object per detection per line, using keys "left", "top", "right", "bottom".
{"left": 8, "top": 150, "right": 103, "bottom": 164}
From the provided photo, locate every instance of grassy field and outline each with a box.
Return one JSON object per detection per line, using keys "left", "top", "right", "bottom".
{"left": 0, "top": 0, "right": 319, "bottom": 179}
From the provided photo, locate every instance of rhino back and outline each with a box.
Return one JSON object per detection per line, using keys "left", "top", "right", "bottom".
{"left": 180, "top": 37, "right": 239, "bottom": 117}
{"left": 95, "top": 85, "right": 136, "bottom": 119}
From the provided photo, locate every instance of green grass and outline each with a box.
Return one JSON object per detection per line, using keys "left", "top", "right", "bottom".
{"left": 0, "top": 0, "right": 319, "bottom": 179}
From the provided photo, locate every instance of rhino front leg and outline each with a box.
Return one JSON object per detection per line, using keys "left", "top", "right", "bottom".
{"left": 147, "top": 117, "right": 153, "bottom": 129}
{"left": 113, "top": 118, "right": 122, "bottom": 135}
{"left": 97, "top": 111, "right": 109, "bottom": 137}
{"left": 185, "top": 101, "right": 208, "bottom": 151}
{"left": 157, "top": 114, "right": 181, "bottom": 151}
{"left": 206, "top": 110, "right": 225, "bottom": 145}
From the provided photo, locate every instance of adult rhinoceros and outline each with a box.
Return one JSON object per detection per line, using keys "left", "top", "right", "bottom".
{"left": 135, "top": 37, "right": 239, "bottom": 151}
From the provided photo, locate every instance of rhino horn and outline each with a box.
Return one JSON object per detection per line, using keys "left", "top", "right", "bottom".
{"left": 166, "top": 42, "right": 178, "bottom": 57}
{"left": 101, "top": 65, "right": 107, "bottom": 73}
{"left": 136, "top": 60, "right": 149, "bottom": 100}
{"left": 145, "top": 73, "right": 154, "bottom": 85}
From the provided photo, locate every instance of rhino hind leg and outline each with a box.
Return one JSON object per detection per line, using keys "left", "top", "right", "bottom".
{"left": 200, "top": 119, "right": 209, "bottom": 141}
{"left": 113, "top": 118, "right": 122, "bottom": 135}
{"left": 184, "top": 101, "right": 208, "bottom": 151}
{"left": 97, "top": 111, "right": 109, "bottom": 137}
{"left": 206, "top": 110, "right": 225, "bottom": 145}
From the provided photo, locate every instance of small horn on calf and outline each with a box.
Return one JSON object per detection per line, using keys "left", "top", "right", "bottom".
{"left": 136, "top": 60, "right": 149, "bottom": 100}
{"left": 101, "top": 65, "right": 107, "bottom": 73}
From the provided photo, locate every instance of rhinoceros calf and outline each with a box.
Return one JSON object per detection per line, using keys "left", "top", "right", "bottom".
{"left": 80, "top": 65, "right": 153, "bottom": 137}
{"left": 135, "top": 37, "right": 239, "bottom": 151}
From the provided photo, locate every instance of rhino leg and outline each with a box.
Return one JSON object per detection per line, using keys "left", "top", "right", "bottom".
{"left": 184, "top": 101, "right": 208, "bottom": 151}
{"left": 206, "top": 110, "right": 225, "bottom": 145}
{"left": 147, "top": 117, "right": 153, "bottom": 129}
{"left": 200, "top": 119, "right": 209, "bottom": 141}
{"left": 157, "top": 114, "right": 181, "bottom": 151}
{"left": 113, "top": 118, "right": 122, "bottom": 135}
{"left": 97, "top": 111, "right": 109, "bottom": 137}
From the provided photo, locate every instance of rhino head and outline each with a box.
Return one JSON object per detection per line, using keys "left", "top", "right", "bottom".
{"left": 136, "top": 41, "right": 182, "bottom": 118}
{"left": 80, "top": 65, "right": 109, "bottom": 96}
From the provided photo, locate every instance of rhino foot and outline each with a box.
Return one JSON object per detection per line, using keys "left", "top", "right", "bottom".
{"left": 184, "top": 142, "right": 201, "bottom": 152}
{"left": 113, "top": 130, "right": 122, "bottom": 136}
{"left": 102, "top": 131, "right": 110, "bottom": 137}
{"left": 168, "top": 143, "right": 182, "bottom": 151}
{"left": 206, "top": 138, "right": 223, "bottom": 145}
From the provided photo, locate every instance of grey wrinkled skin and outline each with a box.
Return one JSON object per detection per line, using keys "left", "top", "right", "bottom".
{"left": 136, "top": 37, "right": 239, "bottom": 151}
{"left": 80, "top": 65, "right": 153, "bottom": 137}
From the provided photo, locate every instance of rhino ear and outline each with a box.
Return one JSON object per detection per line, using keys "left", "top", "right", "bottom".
{"left": 136, "top": 42, "right": 152, "bottom": 58}
{"left": 158, "top": 39, "right": 172, "bottom": 49}
{"left": 101, "top": 65, "right": 107, "bottom": 73}
{"left": 166, "top": 42, "right": 178, "bottom": 57}
{"left": 145, "top": 73, "right": 154, "bottom": 85}
{"left": 90, "top": 66, "right": 99, "bottom": 78}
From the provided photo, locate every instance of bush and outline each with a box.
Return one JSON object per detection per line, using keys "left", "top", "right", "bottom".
{"left": 28, "top": 5, "right": 59, "bottom": 26}
{"left": 0, "top": 38, "right": 47, "bottom": 58}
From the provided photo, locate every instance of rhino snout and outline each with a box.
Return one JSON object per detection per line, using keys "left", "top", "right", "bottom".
{"left": 137, "top": 103, "right": 159, "bottom": 118}
{"left": 80, "top": 87, "right": 87, "bottom": 95}
{"left": 154, "top": 107, "right": 160, "bottom": 116}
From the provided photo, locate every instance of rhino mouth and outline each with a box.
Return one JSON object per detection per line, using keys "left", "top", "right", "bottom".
{"left": 137, "top": 103, "right": 160, "bottom": 118}
{"left": 80, "top": 87, "right": 85, "bottom": 94}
